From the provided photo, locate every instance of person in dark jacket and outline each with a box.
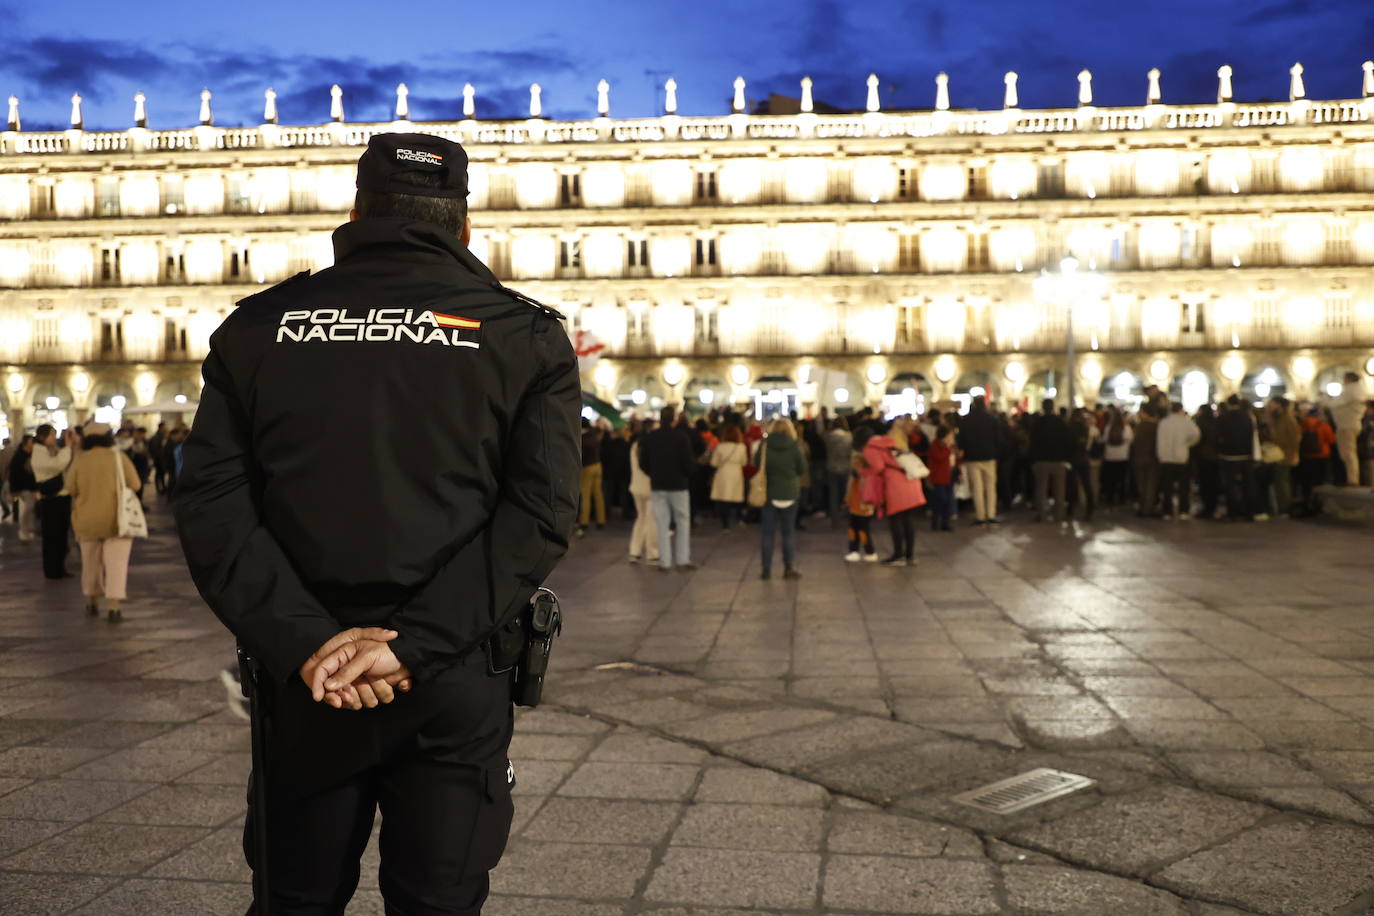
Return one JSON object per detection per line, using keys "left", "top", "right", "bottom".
{"left": 601, "top": 425, "right": 632, "bottom": 519}
{"left": 174, "top": 133, "right": 581, "bottom": 914}
{"left": 1132, "top": 406, "right": 1161, "bottom": 517}
{"left": 1028, "top": 399, "right": 1072, "bottom": 522}
{"left": 7, "top": 435, "right": 37, "bottom": 542}
{"left": 758, "top": 418, "right": 810, "bottom": 579}
{"left": 956, "top": 395, "right": 1002, "bottom": 526}
{"left": 578, "top": 420, "right": 606, "bottom": 535}
{"left": 639, "top": 404, "right": 696, "bottom": 570}
{"left": 1216, "top": 395, "right": 1260, "bottom": 520}
{"left": 1192, "top": 404, "right": 1220, "bottom": 518}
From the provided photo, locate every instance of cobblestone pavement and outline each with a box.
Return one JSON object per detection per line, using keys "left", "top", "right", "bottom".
{"left": 2, "top": 504, "right": 1374, "bottom": 915}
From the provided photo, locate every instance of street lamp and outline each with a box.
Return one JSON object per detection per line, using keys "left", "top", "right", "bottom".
{"left": 1033, "top": 256, "right": 1106, "bottom": 408}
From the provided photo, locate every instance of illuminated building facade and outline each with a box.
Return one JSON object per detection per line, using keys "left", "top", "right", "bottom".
{"left": 4, "top": 63, "right": 1374, "bottom": 434}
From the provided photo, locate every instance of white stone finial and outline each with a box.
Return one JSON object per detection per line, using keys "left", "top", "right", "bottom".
{"left": 70, "top": 92, "right": 84, "bottom": 128}
{"left": 597, "top": 79, "right": 610, "bottom": 116}
{"left": 199, "top": 88, "right": 212, "bottom": 125}
{"left": 1364, "top": 61, "right": 1374, "bottom": 98}
{"left": 6, "top": 95, "right": 18, "bottom": 131}
{"left": 800, "top": 76, "right": 814, "bottom": 113}
{"left": 664, "top": 78, "right": 678, "bottom": 115}
{"left": 463, "top": 83, "right": 475, "bottom": 118}
{"left": 395, "top": 83, "right": 409, "bottom": 120}
{"left": 1003, "top": 72, "right": 1019, "bottom": 108}
{"left": 263, "top": 88, "right": 278, "bottom": 124}
{"left": 1217, "top": 65, "right": 1234, "bottom": 103}
{"left": 733, "top": 76, "right": 746, "bottom": 113}
{"left": 1077, "top": 69, "right": 1093, "bottom": 106}
{"left": 1147, "top": 67, "right": 1162, "bottom": 104}
{"left": 1289, "top": 62, "right": 1306, "bottom": 101}
{"left": 529, "top": 83, "right": 542, "bottom": 118}
{"left": 935, "top": 72, "right": 950, "bottom": 111}
{"left": 133, "top": 92, "right": 147, "bottom": 127}
{"left": 330, "top": 84, "right": 344, "bottom": 121}
{"left": 866, "top": 74, "right": 880, "bottom": 112}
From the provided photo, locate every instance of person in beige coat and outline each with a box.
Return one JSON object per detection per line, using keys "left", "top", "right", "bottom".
{"left": 66, "top": 422, "right": 142, "bottom": 622}
{"left": 709, "top": 423, "right": 747, "bottom": 528}
{"left": 627, "top": 421, "right": 660, "bottom": 564}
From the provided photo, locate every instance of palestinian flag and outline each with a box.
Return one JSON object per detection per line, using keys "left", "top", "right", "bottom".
{"left": 433, "top": 311, "right": 482, "bottom": 347}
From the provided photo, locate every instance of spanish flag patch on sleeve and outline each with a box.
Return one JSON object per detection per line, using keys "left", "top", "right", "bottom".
{"left": 432, "top": 312, "right": 482, "bottom": 347}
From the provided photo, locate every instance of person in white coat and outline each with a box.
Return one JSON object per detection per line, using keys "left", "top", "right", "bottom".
{"left": 1156, "top": 402, "right": 1201, "bottom": 519}
{"left": 1323, "top": 372, "right": 1367, "bottom": 488}
{"left": 627, "top": 421, "right": 660, "bottom": 564}
{"left": 709, "top": 424, "right": 747, "bottom": 528}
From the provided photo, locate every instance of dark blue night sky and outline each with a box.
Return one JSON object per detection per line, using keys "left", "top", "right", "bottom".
{"left": 4, "top": 0, "right": 1373, "bottom": 130}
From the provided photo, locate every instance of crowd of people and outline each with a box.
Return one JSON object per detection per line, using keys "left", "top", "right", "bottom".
{"left": 2, "top": 420, "right": 187, "bottom": 620}
{"left": 575, "top": 375, "right": 1374, "bottom": 576}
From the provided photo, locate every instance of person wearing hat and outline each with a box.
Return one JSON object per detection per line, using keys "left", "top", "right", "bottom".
{"left": 173, "top": 135, "right": 579, "bottom": 916}
{"left": 175, "top": 132, "right": 581, "bottom": 913}
{"left": 66, "top": 421, "right": 142, "bottom": 622}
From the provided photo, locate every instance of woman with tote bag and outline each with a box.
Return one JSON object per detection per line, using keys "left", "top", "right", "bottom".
{"left": 709, "top": 424, "right": 748, "bottom": 528}
{"left": 67, "top": 422, "right": 145, "bottom": 622}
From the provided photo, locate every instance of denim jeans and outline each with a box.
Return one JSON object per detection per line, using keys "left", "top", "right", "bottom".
{"left": 651, "top": 489, "right": 692, "bottom": 569}
{"left": 927, "top": 483, "right": 954, "bottom": 528}
{"left": 760, "top": 501, "right": 799, "bottom": 572}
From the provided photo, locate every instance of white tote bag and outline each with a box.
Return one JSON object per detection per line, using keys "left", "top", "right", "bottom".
{"left": 113, "top": 451, "right": 148, "bottom": 539}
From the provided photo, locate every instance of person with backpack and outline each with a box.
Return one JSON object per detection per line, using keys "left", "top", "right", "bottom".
{"left": 1216, "top": 396, "right": 1261, "bottom": 521}
{"left": 1296, "top": 407, "right": 1337, "bottom": 513}
{"left": 843, "top": 446, "right": 879, "bottom": 562}
{"left": 1100, "top": 406, "right": 1133, "bottom": 508}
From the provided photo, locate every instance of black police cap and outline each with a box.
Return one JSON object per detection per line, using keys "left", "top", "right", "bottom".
{"left": 355, "top": 132, "right": 469, "bottom": 199}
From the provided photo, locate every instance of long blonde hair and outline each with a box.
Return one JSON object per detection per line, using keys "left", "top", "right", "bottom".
{"left": 768, "top": 418, "right": 797, "bottom": 439}
{"left": 889, "top": 427, "right": 909, "bottom": 450}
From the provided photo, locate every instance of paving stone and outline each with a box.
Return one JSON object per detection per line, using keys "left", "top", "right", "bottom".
{"left": 556, "top": 761, "right": 699, "bottom": 801}
{"left": 1008, "top": 784, "right": 1271, "bottom": 878}
{"left": 491, "top": 839, "right": 651, "bottom": 899}
{"left": 827, "top": 810, "right": 983, "bottom": 857}
{"left": 822, "top": 855, "right": 999, "bottom": 914}
{"left": 720, "top": 715, "right": 937, "bottom": 770}
{"left": 71, "top": 878, "right": 248, "bottom": 916}
{"left": 671, "top": 803, "right": 824, "bottom": 852}
{"left": 507, "top": 732, "right": 599, "bottom": 761}
{"left": 509, "top": 759, "right": 576, "bottom": 797}
{"left": 0, "top": 777, "right": 156, "bottom": 820}
{"left": 4, "top": 821, "right": 210, "bottom": 874}
{"left": 1298, "top": 750, "right": 1374, "bottom": 784}
{"left": 1121, "top": 719, "right": 1266, "bottom": 751}
{"left": 1002, "top": 864, "right": 1192, "bottom": 915}
{"left": 803, "top": 739, "right": 1016, "bottom": 802}
{"left": 95, "top": 782, "right": 245, "bottom": 827}
{"left": 521, "top": 797, "right": 679, "bottom": 845}
{"left": 0, "top": 817, "right": 71, "bottom": 858}
{"left": 39, "top": 721, "right": 173, "bottom": 748}
{"left": 62, "top": 746, "right": 220, "bottom": 782}
{"left": 135, "top": 722, "right": 251, "bottom": 752}
{"left": 645, "top": 847, "right": 820, "bottom": 909}
{"left": 693, "top": 766, "right": 830, "bottom": 806}
{"left": 586, "top": 729, "right": 709, "bottom": 764}
{"left": 513, "top": 709, "right": 613, "bottom": 735}
{"left": 484, "top": 899, "right": 622, "bottom": 916}
{"left": 146, "top": 825, "right": 254, "bottom": 881}
{"left": 661, "top": 707, "right": 837, "bottom": 744}
{"left": 0, "top": 872, "right": 116, "bottom": 915}
{"left": 1156, "top": 819, "right": 1374, "bottom": 915}
{"left": 1169, "top": 751, "right": 1325, "bottom": 788}
{"left": 0, "top": 744, "right": 110, "bottom": 777}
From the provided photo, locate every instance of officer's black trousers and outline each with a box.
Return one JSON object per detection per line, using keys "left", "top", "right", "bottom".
{"left": 246, "top": 648, "right": 515, "bottom": 915}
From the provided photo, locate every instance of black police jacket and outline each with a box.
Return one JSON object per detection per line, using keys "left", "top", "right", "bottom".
{"left": 1028, "top": 413, "right": 1073, "bottom": 463}
{"left": 174, "top": 217, "right": 581, "bottom": 686}
{"left": 956, "top": 409, "right": 1001, "bottom": 462}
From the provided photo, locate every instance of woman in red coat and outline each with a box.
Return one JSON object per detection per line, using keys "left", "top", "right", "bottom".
{"left": 861, "top": 426, "right": 926, "bottom": 567}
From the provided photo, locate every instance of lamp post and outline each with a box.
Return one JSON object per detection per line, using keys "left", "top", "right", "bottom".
{"left": 1033, "top": 256, "right": 1106, "bottom": 408}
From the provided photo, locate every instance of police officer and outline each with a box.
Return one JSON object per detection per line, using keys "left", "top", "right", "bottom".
{"left": 175, "top": 132, "right": 581, "bottom": 914}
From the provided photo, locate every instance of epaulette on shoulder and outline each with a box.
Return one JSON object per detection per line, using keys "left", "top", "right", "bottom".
{"left": 487, "top": 280, "right": 566, "bottom": 321}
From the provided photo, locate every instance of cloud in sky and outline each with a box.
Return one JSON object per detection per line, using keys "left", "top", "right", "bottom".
{"left": 2, "top": 0, "right": 1372, "bottom": 129}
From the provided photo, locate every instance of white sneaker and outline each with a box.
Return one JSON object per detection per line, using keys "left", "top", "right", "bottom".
{"left": 862, "top": 553, "right": 879, "bottom": 563}
{"left": 844, "top": 551, "right": 861, "bottom": 562}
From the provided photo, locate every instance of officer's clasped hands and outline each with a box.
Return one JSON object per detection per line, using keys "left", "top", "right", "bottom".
{"left": 298, "top": 627, "right": 414, "bottom": 711}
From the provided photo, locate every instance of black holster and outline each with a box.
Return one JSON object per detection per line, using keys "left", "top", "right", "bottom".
{"left": 487, "top": 587, "right": 562, "bottom": 708}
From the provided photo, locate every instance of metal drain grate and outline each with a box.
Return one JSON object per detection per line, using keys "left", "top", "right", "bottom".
{"left": 951, "top": 768, "right": 1096, "bottom": 815}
